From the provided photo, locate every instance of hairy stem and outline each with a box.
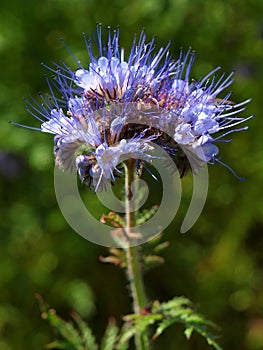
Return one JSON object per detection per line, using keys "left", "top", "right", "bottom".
{"left": 124, "top": 159, "right": 149, "bottom": 350}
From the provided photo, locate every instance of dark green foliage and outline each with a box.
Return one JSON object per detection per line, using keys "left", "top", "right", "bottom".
{"left": 37, "top": 296, "right": 126, "bottom": 350}
{"left": 37, "top": 295, "right": 221, "bottom": 350}
{"left": 38, "top": 296, "right": 98, "bottom": 350}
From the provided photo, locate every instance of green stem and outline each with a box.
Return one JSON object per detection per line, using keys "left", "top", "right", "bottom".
{"left": 124, "top": 159, "right": 149, "bottom": 350}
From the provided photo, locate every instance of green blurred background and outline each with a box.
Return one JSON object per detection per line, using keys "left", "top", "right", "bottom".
{"left": 0, "top": 0, "right": 262, "bottom": 349}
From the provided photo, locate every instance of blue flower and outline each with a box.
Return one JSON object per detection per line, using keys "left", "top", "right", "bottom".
{"left": 75, "top": 138, "right": 155, "bottom": 191}
{"left": 22, "top": 25, "right": 251, "bottom": 189}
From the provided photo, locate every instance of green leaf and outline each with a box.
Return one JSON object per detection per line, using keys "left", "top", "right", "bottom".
{"left": 152, "top": 317, "right": 177, "bottom": 339}
{"left": 155, "top": 297, "right": 222, "bottom": 350}
{"left": 100, "top": 320, "right": 119, "bottom": 350}
{"left": 121, "top": 297, "right": 222, "bottom": 350}
{"left": 114, "top": 323, "right": 130, "bottom": 350}
{"left": 36, "top": 295, "right": 99, "bottom": 350}
{"left": 118, "top": 314, "right": 161, "bottom": 346}
{"left": 43, "top": 310, "right": 84, "bottom": 350}
{"left": 184, "top": 326, "right": 194, "bottom": 340}
{"left": 115, "top": 342, "right": 129, "bottom": 350}
{"left": 136, "top": 206, "right": 159, "bottom": 225}
{"left": 72, "top": 313, "right": 98, "bottom": 350}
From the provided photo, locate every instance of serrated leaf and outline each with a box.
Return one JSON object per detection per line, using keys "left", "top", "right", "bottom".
{"left": 152, "top": 317, "right": 176, "bottom": 339}
{"left": 119, "top": 314, "right": 161, "bottom": 346}
{"left": 72, "top": 313, "right": 98, "bottom": 350}
{"left": 155, "top": 297, "right": 222, "bottom": 350}
{"left": 44, "top": 310, "right": 84, "bottom": 350}
{"left": 160, "top": 296, "right": 192, "bottom": 311}
{"left": 123, "top": 296, "right": 222, "bottom": 350}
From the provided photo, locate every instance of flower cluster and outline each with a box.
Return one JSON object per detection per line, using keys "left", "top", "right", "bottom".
{"left": 25, "top": 26, "right": 251, "bottom": 190}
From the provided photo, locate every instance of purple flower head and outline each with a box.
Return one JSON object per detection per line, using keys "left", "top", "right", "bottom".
{"left": 20, "top": 25, "right": 252, "bottom": 190}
